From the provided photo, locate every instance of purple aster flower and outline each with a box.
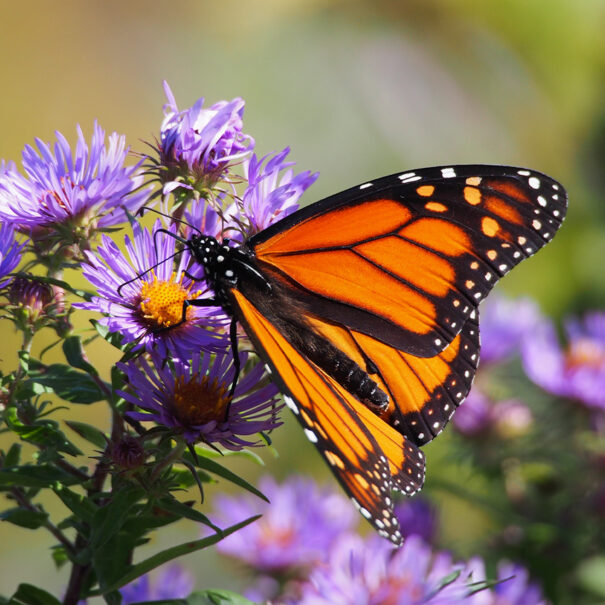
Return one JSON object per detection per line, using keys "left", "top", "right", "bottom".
{"left": 183, "top": 196, "right": 227, "bottom": 241}
{"left": 394, "top": 497, "right": 438, "bottom": 544}
{"left": 76, "top": 220, "right": 228, "bottom": 359}
{"left": 237, "top": 148, "right": 319, "bottom": 236}
{"left": 0, "top": 123, "right": 150, "bottom": 238}
{"left": 119, "top": 565, "right": 194, "bottom": 603}
{"left": 118, "top": 350, "right": 281, "bottom": 449}
{"left": 0, "top": 223, "right": 24, "bottom": 289}
{"left": 158, "top": 81, "right": 253, "bottom": 194}
{"left": 521, "top": 311, "right": 605, "bottom": 410}
{"left": 480, "top": 296, "right": 541, "bottom": 364}
{"left": 214, "top": 476, "right": 356, "bottom": 576}
{"left": 299, "top": 534, "right": 477, "bottom": 604}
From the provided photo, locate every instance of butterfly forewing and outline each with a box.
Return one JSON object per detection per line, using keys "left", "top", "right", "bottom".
{"left": 250, "top": 165, "right": 567, "bottom": 358}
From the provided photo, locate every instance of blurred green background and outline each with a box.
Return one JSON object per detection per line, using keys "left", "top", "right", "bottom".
{"left": 1, "top": 0, "right": 605, "bottom": 599}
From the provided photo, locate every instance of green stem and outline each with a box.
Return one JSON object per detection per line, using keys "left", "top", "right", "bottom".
{"left": 149, "top": 440, "right": 187, "bottom": 483}
{"left": 11, "top": 487, "right": 75, "bottom": 556}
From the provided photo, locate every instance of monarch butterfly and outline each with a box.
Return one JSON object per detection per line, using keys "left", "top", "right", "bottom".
{"left": 180, "top": 164, "right": 567, "bottom": 545}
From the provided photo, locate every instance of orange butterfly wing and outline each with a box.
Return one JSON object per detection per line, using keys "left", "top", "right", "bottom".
{"left": 250, "top": 166, "right": 567, "bottom": 358}
{"left": 230, "top": 289, "right": 425, "bottom": 545}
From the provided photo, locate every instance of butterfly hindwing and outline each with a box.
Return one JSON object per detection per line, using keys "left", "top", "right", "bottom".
{"left": 229, "top": 289, "right": 425, "bottom": 545}
{"left": 301, "top": 310, "right": 480, "bottom": 446}
{"left": 250, "top": 165, "right": 567, "bottom": 358}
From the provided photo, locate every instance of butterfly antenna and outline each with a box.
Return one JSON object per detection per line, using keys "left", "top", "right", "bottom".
{"left": 138, "top": 206, "right": 202, "bottom": 235}
{"left": 116, "top": 248, "right": 183, "bottom": 297}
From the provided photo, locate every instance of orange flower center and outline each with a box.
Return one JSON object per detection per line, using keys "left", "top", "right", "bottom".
{"left": 566, "top": 338, "right": 605, "bottom": 371}
{"left": 139, "top": 272, "right": 200, "bottom": 329}
{"left": 172, "top": 373, "right": 231, "bottom": 425}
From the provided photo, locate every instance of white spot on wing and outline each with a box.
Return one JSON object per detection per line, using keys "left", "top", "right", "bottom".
{"left": 359, "top": 182, "right": 373, "bottom": 190}
{"left": 284, "top": 395, "right": 299, "bottom": 415}
{"left": 304, "top": 428, "right": 318, "bottom": 443}
{"left": 441, "top": 167, "right": 456, "bottom": 178}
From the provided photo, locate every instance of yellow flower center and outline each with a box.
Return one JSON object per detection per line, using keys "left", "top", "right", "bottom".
{"left": 139, "top": 272, "right": 200, "bottom": 329}
{"left": 172, "top": 373, "right": 231, "bottom": 426}
{"left": 566, "top": 338, "right": 605, "bottom": 371}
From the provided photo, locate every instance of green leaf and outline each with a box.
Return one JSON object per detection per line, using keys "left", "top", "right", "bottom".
{"left": 0, "top": 465, "right": 80, "bottom": 488}
{"left": 576, "top": 556, "right": 605, "bottom": 597}
{"left": 195, "top": 445, "right": 265, "bottom": 467}
{"left": 65, "top": 421, "right": 107, "bottom": 449}
{"left": 0, "top": 507, "right": 48, "bottom": 529}
{"left": 8, "top": 584, "right": 61, "bottom": 605}
{"left": 3, "top": 443, "right": 21, "bottom": 467}
{"left": 53, "top": 485, "right": 97, "bottom": 523}
{"left": 92, "top": 531, "right": 136, "bottom": 601}
{"left": 91, "top": 319, "right": 132, "bottom": 354}
{"left": 5, "top": 408, "right": 82, "bottom": 456}
{"left": 90, "top": 486, "right": 145, "bottom": 549}
{"left": 183, "top": 452, "right": 268, "bottom": 502}
{"left": 25, "top": 358, "right": 106, "bottom": 404}
{"left": 187, "top": 590, "right": 256, "bottom": 605}
{"left": 156, "top": 496, "right": 220, "bottom": 531}
{"left": 89, "top": 515, "right": 261, "bottom": 597}
{"left": 50, "top": 544, "right": 69, "bottom": 568}
{"left": 62, "top": 336, "right": 98, "bottom": 376}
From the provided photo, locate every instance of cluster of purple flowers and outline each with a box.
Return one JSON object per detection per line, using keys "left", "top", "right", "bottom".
{"left": 0, "top": 82, "right": 317, "bottom": 451}
{"left": 453, "top": 294, "right": 605, "bottom": 439}
{"left": 211, "top": 475, "right": 548, "bottom": 604}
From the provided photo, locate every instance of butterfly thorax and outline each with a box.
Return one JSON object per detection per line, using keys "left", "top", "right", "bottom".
{"left": 188, "top": 234, "right": 271, "bottom": 311}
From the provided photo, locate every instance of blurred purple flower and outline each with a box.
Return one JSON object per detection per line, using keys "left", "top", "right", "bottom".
{"left": 453, "top": 390, "right": 493, "bottom": 437}
{"left": 453, "top": 389, "right": 533, "bottom": 440}
{"left": 465, "top": 558, "right": 549, "bottom": 605}
{"left": 299, "top": 534, "right": 475, "bottom": 604}
{"left": 522, "top": 311, "right": 605, "bottom": 410}
{"left": 480, "top": 296, "right": 541, "bottom": 364}
{"left": 0, "top": 123, "right": 150, "bottom": 235}
{"left": 394, "top": 497, "right": 438, "bottom": 544}
{"left": 119, "top": 565, "right": 194, "bottom": 603}
{"left": 214, "top": 476, "right": 356, "bottom": 575}
{"left": 159, "top": 81, "right": 253, "bottom": 193}
{"left": 76, "top": 220, "right": 228, "bottom": 359}
{"left": 118, "top": 351, "right": 281, "bottom": 449}
{"left": 491, "top": 399, "right": 533, "bottom": 439}
{"left": 0, "top": 223, "right": 24, "bottom": 289}
{"left": 238, "top": 148, "right": 319, "bottom": 235}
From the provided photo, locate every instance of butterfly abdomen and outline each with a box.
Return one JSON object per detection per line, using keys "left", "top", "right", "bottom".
{"left": 295, "top": 326, "right": 389, "bottom": 413}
